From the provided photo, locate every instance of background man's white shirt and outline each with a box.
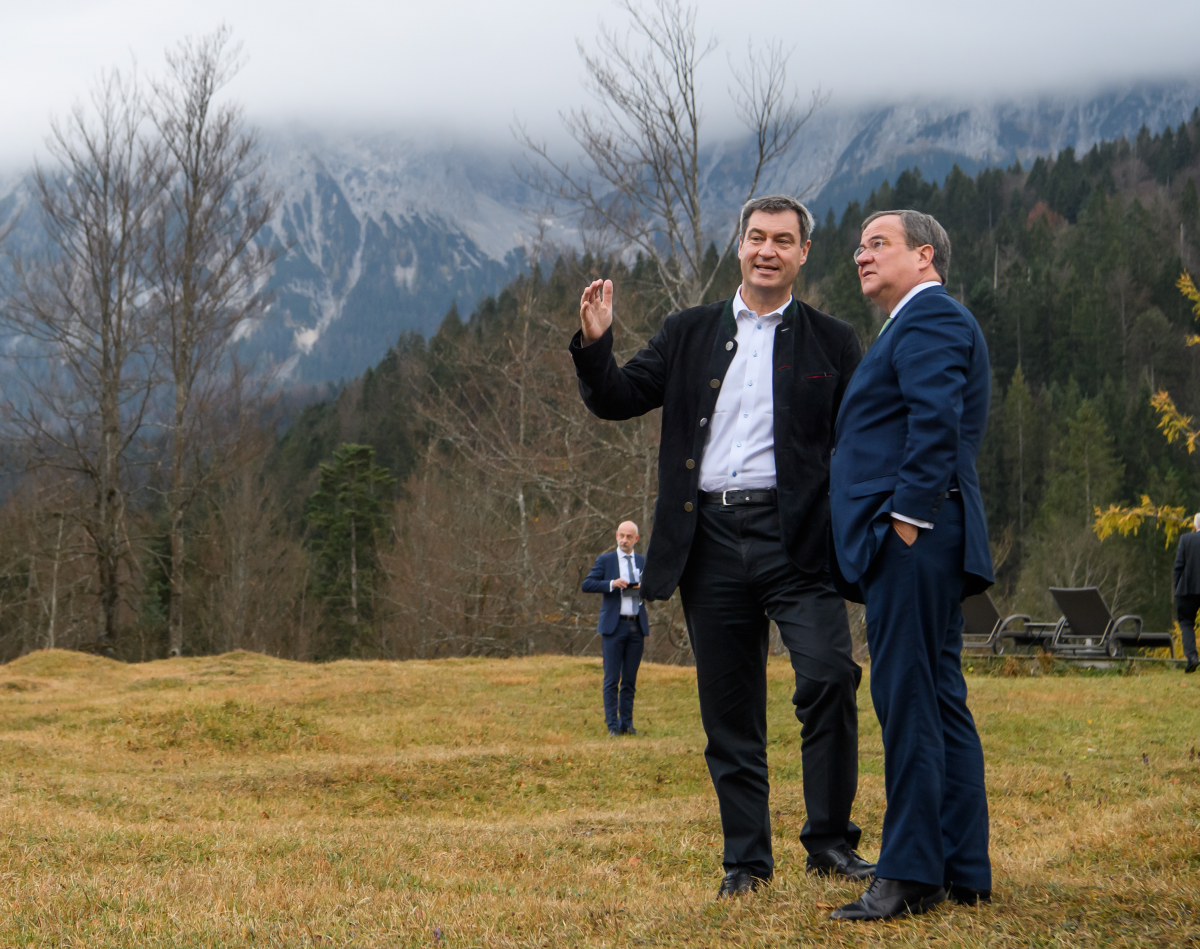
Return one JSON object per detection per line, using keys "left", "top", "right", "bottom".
{"left": 610, "top": 549, "right": 641, "bottom": 614}
{"left": 698, "top": 287, "right": 791, "bottom": 493}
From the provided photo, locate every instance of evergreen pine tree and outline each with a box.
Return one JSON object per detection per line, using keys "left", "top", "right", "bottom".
{"left": 1041, "top": 400, "right": 1124, "bottom": 525}
{"left": 1001, "top": 367, "right": 1037, "bottom": 537}
{"left": 305, "top": 444, "right": 397, "bottom": 656}
{"left": 823, "top": 252, "right": 877, "bottom": 342}
{"left": 1174, "top": 121, "right": 1194, "bottom": 171}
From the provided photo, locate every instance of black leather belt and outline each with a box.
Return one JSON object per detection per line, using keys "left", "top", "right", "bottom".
{"left": 699, "top": 488, "right": 777, "bottom": 506}
{"left": 942, "top": 489, "right": 962, "bottom": 499}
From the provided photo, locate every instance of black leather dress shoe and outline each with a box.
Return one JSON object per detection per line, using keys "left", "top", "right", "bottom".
{"left": 608, "top": 728, "right": 619, "bottom": 737}
{"left": 805, "top": 844, "right": 876, "bottom": 881}
{"left": 830, "top": 878, "right": 946, "bottom": 921}
{"left": 717, "top": 868, "right": 767, "bottom": 898}
{"left": 621, "top": 726, "right": 638, "bottom": 735}
{"left": 947, "top": 884, "right": 991, "bottom": 906}
{"left": 1186, "top": 659, "right": 1199, "bottom": 674}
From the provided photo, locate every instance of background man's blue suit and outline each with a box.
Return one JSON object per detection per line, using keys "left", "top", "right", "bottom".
{"left": 830, "top": 284, "right": 994, "bottom": 892}
{"left": 583, "top": 550, "right": 649, "bottom": 635}
{"left": 582, "top": 550, "right": 648, "bottom": 732}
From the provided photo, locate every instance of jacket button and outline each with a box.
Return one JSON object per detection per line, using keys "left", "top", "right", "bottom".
{"left": 710, "top": 378, "right": 720, "bottom": 388}
{"left": 831, "top": 447, "right": 837, "bottom": 455}
{"left": 684, "top": 502, "right": 694, "bottom": 512}
{"left": 685, "top": 459, "right": 695, "bottom": 469}
{"left": 725, "top": 341, "right": 734, "bottom": 351}
{"left": 699, "top": 417, "right": 708, "bottom": 427}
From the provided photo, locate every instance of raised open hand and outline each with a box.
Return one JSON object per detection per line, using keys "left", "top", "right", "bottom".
{"left": 579, "top": 279, "right": 614, "bottom": 345}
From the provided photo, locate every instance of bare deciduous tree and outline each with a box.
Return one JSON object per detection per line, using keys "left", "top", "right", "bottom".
{"left": 148, "top": 25, "right": 278, "bottom": 657}
{"left": 195, "top": 436, "right": 308, "bottom": 658}
{"left": 518, "top": 0, "right": 824, "bottom": 311}
{"left": 1, "top": 70, "right": 159, "bottom": 652}
{"left": 374, "top": 254, "right": 691, "bottom": 662}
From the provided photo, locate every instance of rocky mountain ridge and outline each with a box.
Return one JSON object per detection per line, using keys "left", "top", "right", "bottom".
{"left": 3, "top": 79, "right": 1198, "bottom": 383}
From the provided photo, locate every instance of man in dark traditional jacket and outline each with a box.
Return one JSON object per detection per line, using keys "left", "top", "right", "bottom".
{"left": 570, "top": 195, "right": 871, "bottom": 897}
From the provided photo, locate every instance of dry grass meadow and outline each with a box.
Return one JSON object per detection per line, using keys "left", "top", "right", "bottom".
{"left": 0, "top": 649, "right": 1195, "bottom": 947}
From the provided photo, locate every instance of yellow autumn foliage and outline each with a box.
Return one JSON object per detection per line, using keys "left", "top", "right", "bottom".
{"left": 1094, "top": 273, "right": 1200, "bottom": 548}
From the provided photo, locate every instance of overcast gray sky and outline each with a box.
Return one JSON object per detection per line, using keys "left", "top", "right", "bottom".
{"left": 4, "top": 0, "right": 1200, "bottom": 170}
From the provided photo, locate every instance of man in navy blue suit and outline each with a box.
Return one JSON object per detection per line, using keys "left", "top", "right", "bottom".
{"left": 828, "top": 210, "right": 995, "bottom": 921}
{"left": 582, "top": 520, "right": 649, "bottom": 736}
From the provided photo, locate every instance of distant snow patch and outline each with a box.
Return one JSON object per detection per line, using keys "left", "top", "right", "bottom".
{"left": 394, "top": 261, "right": 417, "bottom": 290}
{"left": 294, "top": 327, "right": 319, "bottom": 354}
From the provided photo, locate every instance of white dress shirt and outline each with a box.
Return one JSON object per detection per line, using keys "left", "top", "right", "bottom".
{"left": 610, "top": 548, "right": 641, "bottom": 614}
{"left": 697, "top": 287, "right": 791, "bottom": 493}
{"left": 887, "top": 281, "right": 944, "bottom": 531}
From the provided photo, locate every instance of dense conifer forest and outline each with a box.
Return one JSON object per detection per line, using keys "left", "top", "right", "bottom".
{"left": 4, "top": 113, "right": 1200, "bottom": 661}
{"left": 272, "top": 110, "right": 1200, "bottom": 650}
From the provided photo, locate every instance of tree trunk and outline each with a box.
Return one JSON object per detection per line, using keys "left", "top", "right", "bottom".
{"left": 97, "top": 419, "right": 122, "bottom": 652}
{"left": 297, "top": 563, "right": 309, "bottom": 661}
{"left": 517, "top": 486, "right": 533, "bottom": 655}
{"left": 349, "top": 514, "right": 359, "bottom": 627}
{"left": 168, "top": 381, "right": 187, "bottom": 656}
{"left": 1017, "top": 389, "right": 1025, "bottom": 538}
{"left": 48, "top": 516, "right": 64, "bottom": 650}
{"left": 641, "top": 416, "right": 656, "bottom": 533}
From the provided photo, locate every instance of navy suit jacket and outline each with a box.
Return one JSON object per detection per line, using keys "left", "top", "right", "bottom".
{"left": 582, "top": 550, "right": 649, "bottom": 636}
{"left": 830, "top": 284, "right": 994, "bottom": 599}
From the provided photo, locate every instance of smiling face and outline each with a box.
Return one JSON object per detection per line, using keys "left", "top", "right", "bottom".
{"left": 855, "top": 214, "right": 941, "bottom": 313}
{"left": 615, "top": 521, "right": 639, "bottom": 554}
{"left": 737, "top": 210, "right": 810, "bottom": 311}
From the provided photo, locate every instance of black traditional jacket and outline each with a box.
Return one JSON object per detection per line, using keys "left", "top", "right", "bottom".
{"left": 569, "top": 297, "right": 861, "bottom": 600}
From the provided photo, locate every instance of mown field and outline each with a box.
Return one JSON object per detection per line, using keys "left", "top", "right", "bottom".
{"left": 0, "top": 649, "right": 1195, "bottom": 947}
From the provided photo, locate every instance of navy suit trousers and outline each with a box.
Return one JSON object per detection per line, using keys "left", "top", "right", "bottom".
{"left": 859, "top": 498, "right": 991, "bottom": 890}
{"left": 679, "top": 501, "right": 863, "bottom": 879}
{"left": 602, "top": 620, "right": 644, "bottom": 731}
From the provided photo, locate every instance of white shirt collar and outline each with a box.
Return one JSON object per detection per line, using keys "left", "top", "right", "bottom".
{"left": 733, "top": 286, "right": 792, "bottom": 321}
{"left": 616, "top": 547, "right": 637, "bottom": 560}
{"left": 888, "top": 281, "right": 942, "bottom": 321}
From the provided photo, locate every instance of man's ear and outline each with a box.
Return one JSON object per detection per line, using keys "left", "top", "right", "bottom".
{"left": 918, "top": 244, "right": 938, "bottom": 275}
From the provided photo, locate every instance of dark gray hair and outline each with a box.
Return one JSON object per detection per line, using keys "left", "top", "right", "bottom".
{"left": 860, "top": 209, "right": 951, "bottom": 282}
{"left": 738, "top": 194, "right": 815, "bottom": 244}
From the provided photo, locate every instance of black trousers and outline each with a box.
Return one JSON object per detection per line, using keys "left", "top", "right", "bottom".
{"left": 1175, "top": 594, "right": 1200, "bottom": 663}
{"left": 679, "top": 500, "right": 863, "bottom": 879}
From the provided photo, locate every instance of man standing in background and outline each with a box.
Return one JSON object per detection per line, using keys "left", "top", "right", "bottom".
{"left": 1173, "top": 514, "right": 1200, "bottom": 673}
{"left": 582, "top": 520, "right": 649, "bottom": 736}
{"left": 829, "top": 209, "right": 994, "bottom": 921}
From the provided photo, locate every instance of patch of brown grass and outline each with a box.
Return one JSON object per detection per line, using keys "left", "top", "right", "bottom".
{"left": 0, "top": 649, "right": 1195, "bottom": 946}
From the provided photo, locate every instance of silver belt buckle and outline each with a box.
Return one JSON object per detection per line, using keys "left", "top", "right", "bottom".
{"left": 722, "top": 489, "right": 730, "bottom": 506}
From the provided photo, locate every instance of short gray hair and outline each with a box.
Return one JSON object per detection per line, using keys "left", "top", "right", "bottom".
{"left": 861, "top": 209, "right": 951, "bottom": 282}
{"left": 739, "top": 194, "right": 815, "bottom": 244}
